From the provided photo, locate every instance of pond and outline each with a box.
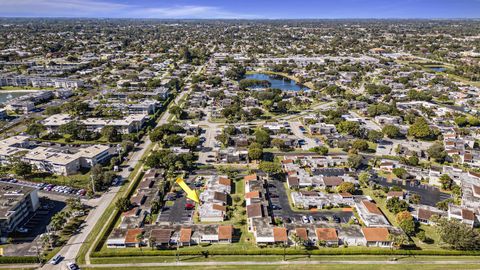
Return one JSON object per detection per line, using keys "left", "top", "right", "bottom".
{"left": 244, "top": 73, "right": 310, "bottom": 91}
{"left": 0, "top": 92, "right": 29, "bottom": 104}
{"left": 428, "top": 66, "right": 447, "bottom": 72}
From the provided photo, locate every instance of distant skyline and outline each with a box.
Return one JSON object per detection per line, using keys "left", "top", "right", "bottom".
{"left": 1, "top": 0, "right": 479, "bottom": 19}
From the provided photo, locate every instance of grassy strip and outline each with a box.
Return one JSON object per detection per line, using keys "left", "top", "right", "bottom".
{"left": 82, "top": 264, "right": 480, "bottom": 270}
{"left": 91, "top": 245, "right": 480, "bottom": 258}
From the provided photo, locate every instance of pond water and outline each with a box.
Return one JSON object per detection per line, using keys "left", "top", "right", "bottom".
{"left": 244, "top": 73, "right": 310, "bottom": 91}
{"left": 0, "top": 92, "right": 29, "bottom": 104}
{"left": 429, "top": 67, "right": 447, "bottom": 72}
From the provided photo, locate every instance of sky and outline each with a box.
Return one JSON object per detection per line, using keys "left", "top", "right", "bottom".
{"left": 0, "top": 0, "right": 479, "bottom": 19}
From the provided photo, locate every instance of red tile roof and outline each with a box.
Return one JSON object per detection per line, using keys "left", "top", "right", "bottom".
{"left": 245, "top": 191, "right": 260, "bottom": 199}
{"left": 295, "top": 228, "right": 308, "bottom": 241}
{"left": 218, "top": 225, "right": 233, "bottom": 240}
{"left": 179, "top": 228, "right": 192, "bottom": 243}
{"left": 125, "top": 228, "right": 143, "bottom": 244}
{"left": 362, "top": 200, "right": 383, "bottom": 215}
{"left": 315, "top": 228, "right": 338, "bottom": 241}
{"left": 244, "top": 174, "right": 258, "bottom": 182}
{"left": 218, "top": 177, "right": 231, "bottom": 186}
{"left": 362, "top": 227, "right": 389, "bottom": 242}
{"left": 273, "top": 227, "right": 288, "bottom": 242}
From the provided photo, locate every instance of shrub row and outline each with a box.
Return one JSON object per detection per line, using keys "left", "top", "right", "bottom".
{"left": 91, "top": 247, "right": 480, "bottom": 258}
{"left": 0, "top": 256, "right": 39, "bottom": 264}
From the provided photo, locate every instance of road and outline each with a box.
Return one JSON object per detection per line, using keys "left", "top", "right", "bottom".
{"left": 41, "top": 63, "right": 207, "bottom": 269}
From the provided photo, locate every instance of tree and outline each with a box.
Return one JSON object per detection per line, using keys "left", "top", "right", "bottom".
{"left": 101, "top": 126, "right": 120, "bottom": 142}
{"left": 382, "top": 125, "right": 401, "bottom": 138}
{"left": 45, "top": 106, "right": 61, "bottom": 115}
{"left": 248, "top": 143, "right": 263, "bottom": 161}
{"left": 271, "top": 138, "right": 288, "bottom": 151}
{"left": 183, "top": 136, "right": 200, "bottom": 150}
{"left": 337, "top": 121, "right": 361, "bottom": 136}
{"left": 386, "top": 197, "right": 409, "bottom": 214}
{"left": 13, "top": 161, "right": 32, "bottom": 177}
{"left": 351, "top": 139, "right": 369, "bottom": 152}
{"left": 115, "top": 197, "right": 131, "bottom": 212}
{"left": 259, "top": 161, "right": 281, "bottom": 178}
{"left": 407, "top": 117, "right": 434, "bottom": 139}
{"left": 358, "top": 171, "right": 371, "bottom": 187}
{"left": 436, "top": 198, "right": 454, "bottom": 211}
{"left": 396, "top": 211, "right": 416, "bottom": 236}
{"left": 291, "top": 233, "right": 305, "bottom": 248}
{"left": 169, "top": 105, "right": 184, "bottom": 120}
{"left": 367, "top": 130, "right": 383, "bottom": 142}
{"left": 427, "top": 142, "right": 447, "bottom": 163}
{"left": 409, "top": 194, "right": 421, "bottom": 204}
{"left": 436, "top": 218, "right": 480, "bottom": 250}
{"left": 389, "top": 233, "right": 409, "bottom": 248}
{"left": 439, "top": 174, "right": 454, "bottom": 191}
{"left": 254, "top": 128, "right": 271, "bottom": 147}
{"left": 25, "top": 123, "right": 45, "bottom": 138}
{"left": 392, "top": 168, "right": 408, "bottom": 179}
{"left": 49, "top": 212, "right": 67, "bottom": 232}
{"left": 336, "top": 182, "right": 355, "bottom": 194}
{"left": 310, "top": 146, "right": 328, "bottom": 155}
{"left": 347, "top": 154, "right": 363, "bottom": 169}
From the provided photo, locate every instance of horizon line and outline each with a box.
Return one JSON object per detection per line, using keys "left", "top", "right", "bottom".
{"left": 0, "top": 17, "right": 479, "bottom": 20}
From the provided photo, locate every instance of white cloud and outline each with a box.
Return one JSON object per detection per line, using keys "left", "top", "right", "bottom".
{"left": 0, "top": 0, "right": 257, "bottom": 18}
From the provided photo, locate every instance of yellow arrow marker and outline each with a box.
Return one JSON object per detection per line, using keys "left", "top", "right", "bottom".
{"left": 175, "top": 178, "right": 199, "bottom": 203}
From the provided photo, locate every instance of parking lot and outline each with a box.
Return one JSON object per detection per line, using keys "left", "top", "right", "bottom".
{"left": 0, "top": 178, "right": 87, "bottom": 198}
{"left": 266, "top": 179, "right": 354, "bottom": 225}
{"left": 4, "top": 197, "right": 66, "bottom": 256}
{"left": 374, "top": 177, "right": 451, "bottom": 206}
{"left": 157, "top": 194, "right": 195, "bottom": 225}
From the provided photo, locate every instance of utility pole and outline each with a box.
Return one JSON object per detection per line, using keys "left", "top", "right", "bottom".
{"left": 90, "top": 174, "right": 96, "bottom": 194}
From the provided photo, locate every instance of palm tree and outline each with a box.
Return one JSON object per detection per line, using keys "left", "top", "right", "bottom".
{"left": 149, "top": 236, "right": 156, "bottom": 250}
{"left": 136, "top": 233, "right": 144, "bottom": 250}
{"left": 290, "top": 233, "right": 305, "bottom": 249}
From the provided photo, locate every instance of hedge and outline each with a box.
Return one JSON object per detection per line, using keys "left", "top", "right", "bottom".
{"left": 0, "top": 256, "right": 39, "bottom": 264}
{"left": 91, "top": 247, "right": 480, "bottom": 258}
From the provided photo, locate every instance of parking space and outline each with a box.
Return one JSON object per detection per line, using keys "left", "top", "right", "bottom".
{"left": 266, "top": 179, "right": 354, "bottom": 225}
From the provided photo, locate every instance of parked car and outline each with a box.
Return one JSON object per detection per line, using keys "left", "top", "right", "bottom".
{"left": 50, "top": 255, "right": 62, "bottom": 265}
{"left": 16, "top": 227, "right": 28, "bottom": 233}
{"left": 269, "top": 192, "right": 279, "bottom": 198}
{"left": 271, "top": 204, "right": 282, "bottom": 210}
{"left": 185, "top": 202, "right": 195, "bottom": 210}
{"left": 308, "top": 215, "right": 315, "bottom": 223}
{"left": 302, "top": 215, "right": 309, "bottom": 224}
{"left": 332, "top": 215, "right": 341, "bottom": 223}
{"left": 67, "top": 262, "right": 80, "bottom": 270}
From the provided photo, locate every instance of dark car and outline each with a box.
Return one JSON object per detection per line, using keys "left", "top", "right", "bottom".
{"left": 269, "top": 192, "right": 279, "bottom": 198}
{"left": 332, "top": 215, "right": 341, "bottom": 223}
{"left": 271, "top": 204, "right": 282, "bottom": 210}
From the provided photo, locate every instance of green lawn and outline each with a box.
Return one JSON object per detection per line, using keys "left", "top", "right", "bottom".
{"left": 28, "top": 172, "right": 91, "bottom": 189}
{"left": 82, "top": 264, "right": 480, "bottom": 270}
